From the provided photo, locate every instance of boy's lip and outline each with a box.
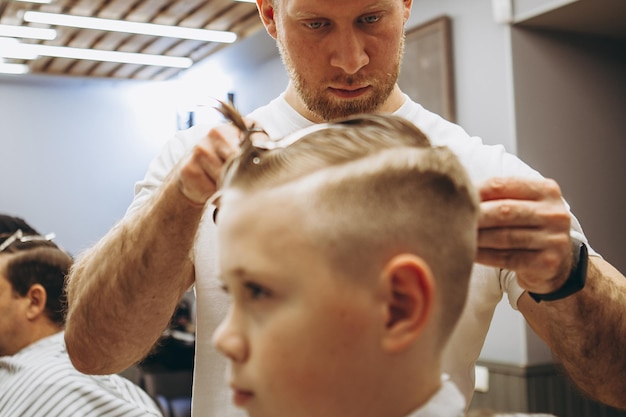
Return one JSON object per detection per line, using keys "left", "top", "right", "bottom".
{"left": 231, "top": 385, "right": 255, "bottom": 406}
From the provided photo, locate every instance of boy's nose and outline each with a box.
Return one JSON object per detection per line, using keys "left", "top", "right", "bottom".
{"left": 212, "top": 313, "right": 248, "bottom": 363}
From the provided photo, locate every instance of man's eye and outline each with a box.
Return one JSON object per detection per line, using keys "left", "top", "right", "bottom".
{"left": 304, "top": 21, "right": 326, "bottom": 30}
{"left": 244, "top": 282, "right": 271, "bottom": 300}
{"left": 360, "top": 14, "right": 381, "bottom": 24}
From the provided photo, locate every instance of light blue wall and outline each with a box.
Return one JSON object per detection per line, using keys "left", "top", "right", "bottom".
{"left": 0, "top": 75, "right": 178, "bottom": 255}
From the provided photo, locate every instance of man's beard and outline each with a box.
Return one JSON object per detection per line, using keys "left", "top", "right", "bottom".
{"left": 278, "top": 36, "right": 404, "bottom": 122}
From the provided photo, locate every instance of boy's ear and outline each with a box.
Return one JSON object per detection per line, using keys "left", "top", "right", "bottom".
{"left": 25, "top": 284, "right": 48, "bottom": 321}
{"left": 381, "top": 254, "right": 434, "bottom": 353}
{"left": 257, "top": 0, "right": 277, "bottom": 39}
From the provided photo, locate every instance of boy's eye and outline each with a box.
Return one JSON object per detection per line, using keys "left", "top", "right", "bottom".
{"left": 244, "top": 282, "right": 272, "bottom": 300}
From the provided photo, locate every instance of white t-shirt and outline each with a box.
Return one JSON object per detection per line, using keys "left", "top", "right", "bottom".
{"left": 129, "top": 93, "right": 594, "bottom": 417}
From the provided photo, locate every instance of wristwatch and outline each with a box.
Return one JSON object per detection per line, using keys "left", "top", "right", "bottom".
{"left": 528, "top": 240, "right": 588, "bottom": 303}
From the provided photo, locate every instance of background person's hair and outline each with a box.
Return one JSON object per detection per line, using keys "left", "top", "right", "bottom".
{"left": 0, "top": 215, "right": 39, "bottom": 235}
{"left": 3, "top": 246, "right": 73, "bottom": 327}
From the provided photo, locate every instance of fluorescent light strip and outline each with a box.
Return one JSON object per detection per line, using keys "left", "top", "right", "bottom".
{"left": 0, "top": 39, "right": 192, "bottom": 68}
{"left": 24, "top": 11, "right": 237, "bottom": 43}
{"left": 39, "top": 45, "right": 192, "bottom": 68}
{"left": 0, "top": 44, "right": 39, "bottom": 60}
{"left": 0, "top": 62, "right": 29, "bottom": 75}
{"left": 17, "top": 0, "right": 53, "bottom": 4}
{"left": 0, "top": 37, "right": 39, "bottom": 59}
{"left": 0, "top": 37, "right": 21, "bottom": 47}
{"left": 31, "top": 43, "right": 193, "bottom": 68}
{"left": 0, "top": 24, "right": 56, "bottom": 40}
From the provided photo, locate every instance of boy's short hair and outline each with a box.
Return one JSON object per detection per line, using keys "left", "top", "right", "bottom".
{"left": 219, "top": 112, "right": 431, "bottom": 192}
{"left": 218, "top": 108, "right": 479, "bottom": 347}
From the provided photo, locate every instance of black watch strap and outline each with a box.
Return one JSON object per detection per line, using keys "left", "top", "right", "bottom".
{"left": 528, "top": 241, "right": 588, "bottom": 303}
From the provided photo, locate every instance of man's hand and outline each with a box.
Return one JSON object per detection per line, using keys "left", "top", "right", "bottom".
{"left": 174, "top": 123, "right": 242, "bottom": 205}
{"left": 477, "top": 177, "right": 574, "bottom": 294}
{"left": 489, "top": 176, "right": 626, "bottom": 409}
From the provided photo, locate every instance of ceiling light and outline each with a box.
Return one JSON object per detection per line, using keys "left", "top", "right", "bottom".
{"left": 24, "top": 11, "right": 237, "bottom": 43}
{"left": 0, "top": 39, "right": 193, "bottom": 68}
{"left": 31, "top": 43, "right": 193, "bottom": 68}
{"left": 0, "top": 62, "right": 30, "bottom": 75}
{"left": 0, "top": 37, "right": 39, "bottom": 60}
{"left": 16, "top": 0, "right": 53, "bottom": 3}
{"left": 0, "top": 24, "right": 56, "bottom": 40}
{"left": 234, "top": 0, "right": 257, "bottom": 3}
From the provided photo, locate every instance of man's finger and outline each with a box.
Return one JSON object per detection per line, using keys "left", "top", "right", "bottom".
{"left": 479, "top": 199, "right": 546, "bottom": 228}
{"left": 478, "top": 227, "right": 549, "bottom": 251}
{"left": 479, "top": 177, "right": 561, "bottom": 202}
{"left": 207, "top": 124, "right": 242, "bottom": 161}
{"left": 476, "top": 248, "right": 542, "bottom": 271}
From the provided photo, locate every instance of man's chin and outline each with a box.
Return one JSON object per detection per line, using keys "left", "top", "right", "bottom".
{"left": 312, "top": 101, "right": 379, "bottom": 121}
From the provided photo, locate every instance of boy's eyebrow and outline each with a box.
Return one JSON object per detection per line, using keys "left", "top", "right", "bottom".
{"left": 216, "top": 270, "right": 245, "bottom": 294}
{"left": 218, "top": 267, "right": 255, "bottom": 283}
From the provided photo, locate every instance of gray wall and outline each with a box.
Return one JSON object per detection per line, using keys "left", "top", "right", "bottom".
{"left": 512, "top": 28, "right": 626, "bottom": 273}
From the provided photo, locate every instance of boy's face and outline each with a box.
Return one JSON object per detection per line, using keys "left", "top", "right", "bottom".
{"left": 268, "top": 0, "right": 411, "bottom": 121}
{"left": 213, "top": 190, "right": 388, "bottom": 417}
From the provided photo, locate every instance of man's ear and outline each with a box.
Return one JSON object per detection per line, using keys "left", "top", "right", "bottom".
{"left": 257, "top": 0, "right": 277, "bottom": 39}
{"left": 381, "top": 254, "right": 434, "bottom": 353}
{"left": 25, "top": 284, "right": 47, "bottom": 321}
{"left": 403, "top": 0, "right": 413, "bottom": 24}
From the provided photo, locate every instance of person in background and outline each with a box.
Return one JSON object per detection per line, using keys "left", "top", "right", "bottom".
{"left": 64, "top": 0, "right": 626, "bottom": 415}
{"left": 0, "top": 214, "right": 163, "bottom": 417}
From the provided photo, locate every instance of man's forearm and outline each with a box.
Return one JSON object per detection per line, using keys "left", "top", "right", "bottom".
{"left": 520, "top": 257, "right": 626, "bottom": 409}
{"left": 65, "top": 178, "right": 204, "bottom": 374}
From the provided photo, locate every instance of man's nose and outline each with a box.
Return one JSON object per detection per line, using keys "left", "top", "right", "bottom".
{"left": 329, "top": 29, "right": 369, "bottom": 75}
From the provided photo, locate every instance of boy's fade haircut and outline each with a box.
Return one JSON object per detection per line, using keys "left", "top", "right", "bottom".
{"left": 216, "top": 102, "right": 479, "bottom": 348}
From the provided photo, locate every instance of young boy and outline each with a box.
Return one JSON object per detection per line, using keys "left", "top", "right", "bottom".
{"left": 211, "top": 111, "right": 479, "bottom": 417}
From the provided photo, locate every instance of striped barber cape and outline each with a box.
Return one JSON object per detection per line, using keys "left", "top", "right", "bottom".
{"left": 0, "top": 332, "right": 161, "bottom": 417}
